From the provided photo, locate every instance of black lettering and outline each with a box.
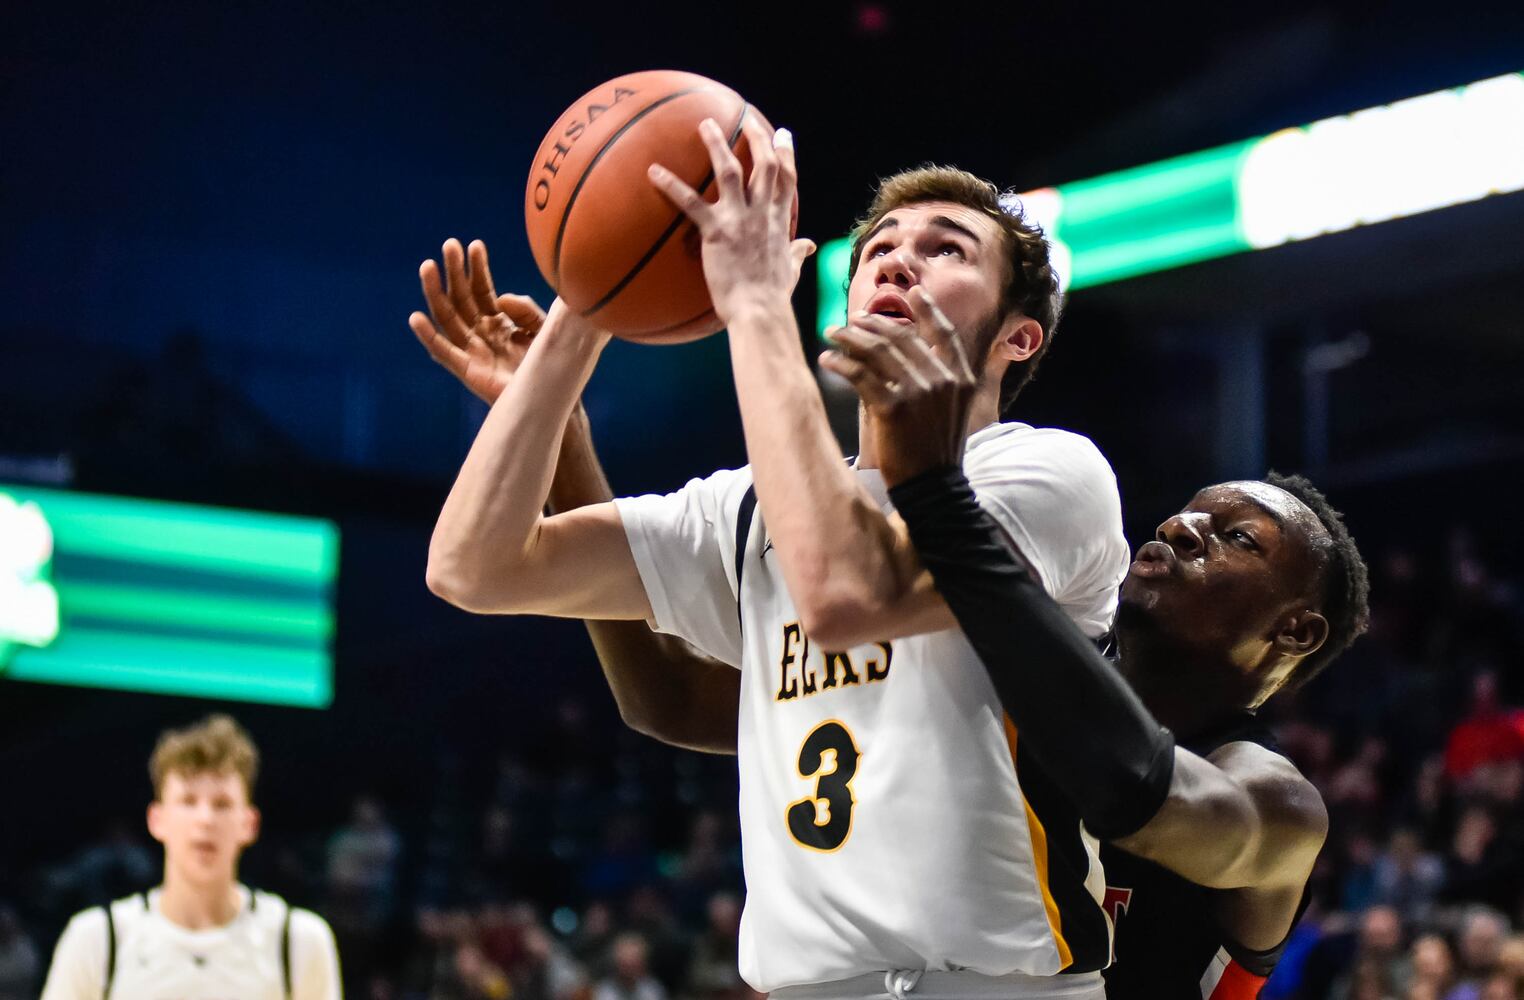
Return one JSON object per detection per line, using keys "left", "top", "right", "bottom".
{"left": 777, "top": 622, "right": 802, "bottom": 701}
{"left": 585, "top": 102, "right": 609, "bottom": 123}
{"left": 532, "top": 178, "right": 551, "bottom": 210}
{"left": 542, "top": 141, "right": 572, "bottom": 176}
{"left": 612, "top": 87, "right": 636, "bottom": 103}
{"left": 565, "top": 120, "right": 586, "bottom": 140}
{"left": 821, "top": 650, "right": 860, "bottom": 689}
{"left": 865, "top": 641, "right": 892, "bottom": 682}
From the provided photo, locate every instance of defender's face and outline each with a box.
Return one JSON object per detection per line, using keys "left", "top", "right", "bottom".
{"left": 1120, "top": 482, "right": 1327, "bottom": 672}
{"left": 847, "top": 201, "right": 1008, "bottom": 361}
{"left": 148, "top": 770, "right": 259, "bottom": 885}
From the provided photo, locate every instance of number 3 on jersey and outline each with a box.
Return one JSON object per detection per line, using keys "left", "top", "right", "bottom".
{"left": 786, "top": 720, "right": 860, "bottom": 852}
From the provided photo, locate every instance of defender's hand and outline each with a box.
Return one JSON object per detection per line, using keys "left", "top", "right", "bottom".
{"left": 410, "top": 238, "right": 547, "bottom": 405}
{"left": 820, "top": 286, "right": 978, "bottom": 486}
{"left": 646, "top": 116, "right": 814, "bottom": 323}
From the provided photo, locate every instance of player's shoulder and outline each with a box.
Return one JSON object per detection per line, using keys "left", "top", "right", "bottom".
{"left": 967, "top": 420, "right": 1116, "bottom": 475}
{"left": 250, "top": 890, "right": 335, "bottom": 941}
{"left": 1209, "top": 741, "right": 1329, "bottom": 841}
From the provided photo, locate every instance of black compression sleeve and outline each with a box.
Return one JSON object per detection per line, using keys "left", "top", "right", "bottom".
{"left": 889, "top": 465, "right": 1175, "bottom": 840}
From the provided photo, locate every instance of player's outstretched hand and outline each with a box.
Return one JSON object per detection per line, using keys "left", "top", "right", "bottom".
{"left": 646, "top": 115, "right": 814, "bottom": 324}
{"left": 819, "top": 286, "right": 978, "bottom": 486}
{"left": 410, "top": 238, "right": 547, "bottom": 405}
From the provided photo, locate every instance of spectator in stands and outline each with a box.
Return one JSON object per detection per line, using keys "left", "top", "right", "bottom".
{"left": 1408, "top": 933, "right": 1456, "bottom": 999}
{"left": 1375, "top": 828, "right": 1445, "bottom": 925}
{"left": 1333, "top": 906, "right": 1411, "bottom": 1000}
{"left": 0, "top": 904, "right": 38, "bottom": 1000}
{"left": 686, "top": 893, "right": 744, "bottom": 1000}
{"left": 594, "top": 934, "right": 665, "bottom": 1000}
{"left": 1451, "top": 907, "right": 1510, "bottom": 1000}
{"left": 1445, "top": 672, "right": 1524, "bottom": 784}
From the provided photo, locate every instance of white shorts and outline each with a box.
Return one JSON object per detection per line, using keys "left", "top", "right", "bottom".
{"left": 769, "top": 970, "right": 1106, "bottom": 1000}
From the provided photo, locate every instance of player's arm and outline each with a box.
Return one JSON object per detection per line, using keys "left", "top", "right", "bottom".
{"left": 411, "top": 249, "right": 739, "bottom": 751}
{"left": 649, "top": 119, "right": 956, "bottom": 651}
{"left": 840, "top": 315, "right": 1326, "bottom": 895}
{"left": 39, "top": 909, "right": 105, "bottom": 1000}
{"left": 413, "top": 243, "right": 650, "bottom": 621}
{"left": 552, "top": 405, "right": 740, "bottom": 754}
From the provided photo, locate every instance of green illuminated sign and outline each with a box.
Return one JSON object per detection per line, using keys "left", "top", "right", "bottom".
{"left": 817, "top": 71, "right": 1524, "bottom": 335}
{"left": 0, "top": 493, "right": 60, "bottom": 664}
{"left": 0, "top": 485, "right": 338, "bottom": 708}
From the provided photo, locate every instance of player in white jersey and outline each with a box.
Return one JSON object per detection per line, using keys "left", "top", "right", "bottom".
{"left": 418, "top": 119, "right": 1126, "bottom": 998}
{"left": 40, "top": 715, "right": 341, "bottom": 1000}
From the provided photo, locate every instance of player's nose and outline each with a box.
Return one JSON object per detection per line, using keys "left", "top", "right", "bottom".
{"left": 874, "top": 247, "right": 918, "bottom": 289}
{"left": 1156, "top": 513, "right": 1206, "bottom": 558}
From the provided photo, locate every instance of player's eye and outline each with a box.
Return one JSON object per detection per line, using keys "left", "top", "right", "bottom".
{"left": 865, "top": 240, "right": 892, "bottom": 260}
{"left": 936, "top": 242, "right": 965, "bottom": 258}
{"left": 1228, "top": 528, "right": 1258, "bottom": 549}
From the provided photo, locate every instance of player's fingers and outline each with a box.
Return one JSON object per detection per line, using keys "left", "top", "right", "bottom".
{"left": 820, "top": 349, "right": 898, "bottom": 410}
{"left": 441, "top": 239, "right": 480, "bottom": 326}
{"left": 831, "top": 323, "right": 929, "bottom": 391}
{"left": 788, "top": 238, "right": 817, "bottom": 285}
{"left": 907, "top": 286, "right": 957, "bottom": 354}
{"left": 648, "top": 163, "right": 711, "bottom": 226}
{"left": 468, "top": 240, "right": 500, "bottom": 319}
{"left": 496, "top": 293, "right": 546, "bottom": 335}
{"left": 772, "top": 126, "right": 797, "bottom": 206}
{"left": 741, "top": 114, "right": 777, "bottom": 204}
{"left": 420, "top": 260, "right": 471, "bottom": 347}
{"left": 698, "top": 117, "right": 746, "bottom": 203}
{"left": 410, "top": 310, "right": 469, "bottom": 374}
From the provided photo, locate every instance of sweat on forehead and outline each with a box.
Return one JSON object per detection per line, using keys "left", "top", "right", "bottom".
{"left": 1198, "top": 482, "right": 1332, "bottom": 547}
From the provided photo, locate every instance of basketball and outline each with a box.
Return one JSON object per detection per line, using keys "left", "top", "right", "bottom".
{"left": 524, "top": 70, "right": 791, "bottom": 344}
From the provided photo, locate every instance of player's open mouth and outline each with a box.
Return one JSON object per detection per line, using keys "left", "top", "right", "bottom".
{"left": 866, "top": 290, "right": 913, "bottom": 322}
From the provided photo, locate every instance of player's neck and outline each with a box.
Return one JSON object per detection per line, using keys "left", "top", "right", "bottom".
{"left": 158, "top": 869, "right": 243, "bottom": 930}
{"left": 1118, "top": 639, "right": 1257, "bottom": 741}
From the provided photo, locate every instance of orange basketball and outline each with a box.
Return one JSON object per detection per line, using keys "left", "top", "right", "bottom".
{"left": 524, "top": 70, "right": 792, "bottom": 344}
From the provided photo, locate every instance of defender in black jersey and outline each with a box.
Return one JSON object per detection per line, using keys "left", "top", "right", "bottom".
{"left": 829, "top": 301, "right": 1371, "bottom": 1000}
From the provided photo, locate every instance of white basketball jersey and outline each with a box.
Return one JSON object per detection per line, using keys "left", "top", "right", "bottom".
{"left": 616, "top": 422, "right": 1131, "bottom": 993}
{"left": 40, "top": 886, "right": 341, "bottom": 1000}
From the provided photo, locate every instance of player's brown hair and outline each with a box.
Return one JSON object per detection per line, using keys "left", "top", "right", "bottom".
{"left": 846, "top": 165, "right": 1063, "bottom": 413}
{"left": 149, "top": 714, "right": 260, "bottom": 801}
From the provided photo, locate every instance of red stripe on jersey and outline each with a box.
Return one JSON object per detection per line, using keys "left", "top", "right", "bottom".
{"left": 1205, "top": 959, "right": 1267, "bottom": 1000}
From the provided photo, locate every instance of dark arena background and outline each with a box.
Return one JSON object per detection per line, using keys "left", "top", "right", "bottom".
{"left": 4, "top": 3, "right": 1524, "bottom": 998}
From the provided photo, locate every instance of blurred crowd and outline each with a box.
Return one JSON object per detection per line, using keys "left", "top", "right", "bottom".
{"left": 5, "top": 526, "right": 1524, "bottom": 1000}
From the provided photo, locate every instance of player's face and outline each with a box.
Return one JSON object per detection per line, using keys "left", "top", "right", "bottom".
{"left": 847, "top": 201, "right": 1008, "bottom": 363}
{"left": 1119, "top": 482, "right": 1329, "bottom": 684}
{"left": 148, "top": 770, "right": 259, "bottom": 887}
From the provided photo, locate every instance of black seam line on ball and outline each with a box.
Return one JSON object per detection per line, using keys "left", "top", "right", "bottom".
{"left": 582, "top": 102, "right": 750, "bottom": 319}
{"left": 551, "top": 87, "right": 707, "bottom": 285}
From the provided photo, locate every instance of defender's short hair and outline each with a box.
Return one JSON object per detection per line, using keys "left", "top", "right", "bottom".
{"left": 149, "top": 714, "right": 260, "bottom": 800}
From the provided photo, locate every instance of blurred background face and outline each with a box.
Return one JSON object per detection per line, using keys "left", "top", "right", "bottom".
{"left": 147, "top": 769, "right": 259, "bottom": 887}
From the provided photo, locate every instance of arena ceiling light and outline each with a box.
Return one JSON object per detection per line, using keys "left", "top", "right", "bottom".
{"left": 0, "top": 484, "right": 338, "bottom": 708}
{"left": 816, "top": 71, "right": 1524, "bottom": 336}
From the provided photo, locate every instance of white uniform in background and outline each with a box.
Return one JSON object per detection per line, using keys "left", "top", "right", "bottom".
{"left": 616, "top": 421, "right": 1131, "bottom": 999}
{"left": 40, "top": 885, "right": 341, "bottom": 1000}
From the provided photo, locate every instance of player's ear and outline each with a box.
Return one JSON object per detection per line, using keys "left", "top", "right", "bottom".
{"left": 242, "top": 805, "right": 262, "bottom": 848}
{"left": 147, "top": 801, "right": 167, "bottom": 845}
{"left": 990, "top": 315, "right": 1042, "bottom": 365}
{"left": 1275, "top": 610, "right": 1328, "bottom": 658}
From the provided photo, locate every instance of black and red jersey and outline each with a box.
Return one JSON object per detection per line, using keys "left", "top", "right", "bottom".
{"left": 1100, "top": 713, "right": 1307, "bottom": 1000}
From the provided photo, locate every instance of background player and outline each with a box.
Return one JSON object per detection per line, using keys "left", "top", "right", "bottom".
{"left": 40, "top": 715, "right": 342, "bottom": 1000}
{"left": 418, "top": 122, "right": 1127, "bottom": 996}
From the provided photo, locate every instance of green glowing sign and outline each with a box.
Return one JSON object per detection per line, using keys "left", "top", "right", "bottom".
{"left": 817, "top": 71, "right": 1524, "bottom": 336}
{"left": 0, "top": 484, "right": 338, "bottom": 708}
{"left": 0, "top": 492, "right": 60, "bottom": 666}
